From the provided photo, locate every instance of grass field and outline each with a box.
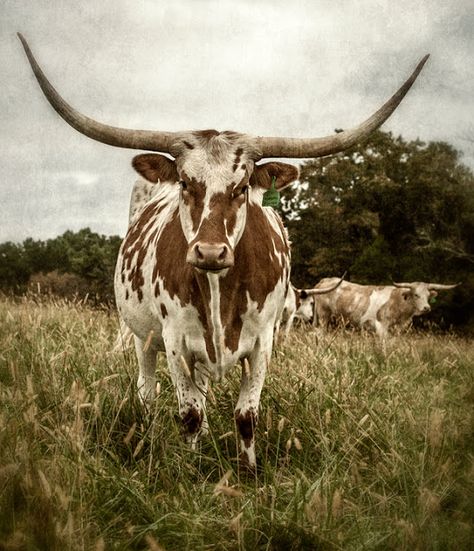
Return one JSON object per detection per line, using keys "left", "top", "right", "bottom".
{"left": 0, "top": 296, "right": 473, "bottom": 550}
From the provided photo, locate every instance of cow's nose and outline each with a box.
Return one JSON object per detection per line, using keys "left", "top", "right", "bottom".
{"left": 422, "top": 306, "right": 430, "bottom": 313}
{"left": 187, "top": 241, "right": 234, "bottom": 271}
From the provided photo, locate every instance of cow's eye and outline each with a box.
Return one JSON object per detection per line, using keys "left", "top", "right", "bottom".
{"left": 241, "top": 185, "right": 249, "bottom": 195}
{"left": 180, "top": 181, "right": 187, "bottom": 190}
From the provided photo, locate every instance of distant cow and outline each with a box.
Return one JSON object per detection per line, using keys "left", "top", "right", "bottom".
{"left": 276, "top": 277, "right": 344, "bottom": 342}
{"left": 314, "top": 279, "right": 459, "bottom": 339}
{"left": 20, "top": 33, "right": 428, "bottom": 469}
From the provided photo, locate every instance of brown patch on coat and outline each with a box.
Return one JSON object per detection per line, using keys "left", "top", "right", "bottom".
{"left": 220, "top": 203, "right": 289, "bottom": 352}
{"left": 233, "top": 147, "right": 244, "bottom": 172}
{"left": 180, "top": 172, "right": 206, "bottom": 233}
{"left": 121, "top": 202, "right": 162, "bottom": 303}
{"left": 235, "top": 408, "right": 257, "bottom": 448}
{"left": 132, "top": 153, "right": 179, "bottom": 184}
{"left": 181, "top": 407, "right": 203, "bottom": 435}
{"left": 182, "top": 140, "right": 194, "bottom": 150}
{"left": 376, "top": 288, "right": 416, "bottom": 330}
{"left": 160, "top": 303, "right": 168, "bottom": 318}
{"left": 152, "top": 211, "right": 217, "bottom": 363}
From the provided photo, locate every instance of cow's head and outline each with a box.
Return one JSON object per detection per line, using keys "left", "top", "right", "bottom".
{"left": 393, "top": 281, "right": 460, "bottom": 315}
{"left": 295, "top": 289, "right": 315, "bottom": 323}
{"left": 295, "top": 275, "right": 345, "bottom": 322}
{"left": 131, "top": 139, "right": 298, "bottom": 273}
{"left": 18, "top": 34, "right": 429, "bottom": 271}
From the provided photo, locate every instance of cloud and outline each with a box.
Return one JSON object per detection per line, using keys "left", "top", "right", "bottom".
{"left": 1, "top": 0, "right": 473, "bottom": 242}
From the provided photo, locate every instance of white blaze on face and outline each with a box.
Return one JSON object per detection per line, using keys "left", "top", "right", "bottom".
{"left": 174, "top": 136, "right": 252, "bottom": 252}
{"left": 410, "top": 283, "right": 432, "bottom": 314}
{"left": 296, "top": 294, "right": 315, "bottom": 322}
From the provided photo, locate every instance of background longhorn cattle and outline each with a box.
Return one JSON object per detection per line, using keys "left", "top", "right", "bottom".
{"left": 314, "top": 279, "right": 460, "bottom": 339}
{"left": 19, "top": 33, "right": 428, "bottom": 468}
{"left": 276, "top": 276, "right": 344, "bottom": 342}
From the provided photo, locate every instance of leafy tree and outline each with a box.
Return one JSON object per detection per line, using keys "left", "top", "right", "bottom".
{"left": 0, "top": 229, "right": 121, "bottom": 304}
{"left": 280, "top": 131, "right": 474, "bottom": 331}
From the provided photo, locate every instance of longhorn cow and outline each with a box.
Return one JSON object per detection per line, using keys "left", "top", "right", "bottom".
{"left": 276, "top": 277, "right": 344, "bottom": 342}
{"left": 314, "top": 279, "right": 459, "bottom": 339}
{"left": 19, "top": 34, "right": 428, "bottom": 468}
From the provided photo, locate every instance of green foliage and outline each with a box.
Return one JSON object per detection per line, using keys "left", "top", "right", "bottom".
{"left": 0, "top": 228, "right": 121, "bottom": 303}
{"left": 280, "top": 131, "right": 474, "bottom": 331}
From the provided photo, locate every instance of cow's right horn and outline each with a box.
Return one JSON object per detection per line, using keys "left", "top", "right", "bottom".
{"left": 18, "top": 34, "right": 176, "bottom": 153}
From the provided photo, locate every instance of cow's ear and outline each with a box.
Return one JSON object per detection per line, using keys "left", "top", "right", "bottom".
{"left": 132, "top": 154, "right": 178, "bottom": 184}
{"left": 402, "top": 289, "right": 411, "bottom": 300}
{"left": 430, "top": 290, "right": 438, "bottom": 298}
{"left": 250, "top": 162, "right": 299, "bottom": 191}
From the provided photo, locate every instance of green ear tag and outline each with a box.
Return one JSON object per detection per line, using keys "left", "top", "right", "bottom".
{"left": 429, "top": 297, "right": 437, "bottom": 304}
{"left": 262, "top": 176, "right": 280, "bottom": 207}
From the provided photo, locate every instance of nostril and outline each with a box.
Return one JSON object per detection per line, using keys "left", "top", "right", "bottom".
{"left": 218, "top": 246, "right": 227, "bottom": 261}
{"left": 195, "top": 245, "right": 204, "bottom": 260}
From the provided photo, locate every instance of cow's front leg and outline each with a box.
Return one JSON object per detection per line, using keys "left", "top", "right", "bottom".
{"left": 134, "top": 335, "right": 158, "bottom": 407}
{"left": 169, "top": 354, "right": 209, "bottom": 449}
{"left": 235, "top": 338, "right": 271, "bottom": 470}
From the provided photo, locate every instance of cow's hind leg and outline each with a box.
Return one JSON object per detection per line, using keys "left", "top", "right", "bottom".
{"left": 235, "top": 335, "right": 271, "bottom": 471}
{"left": 134, "top": 335, "right": 158, "bottom": 407}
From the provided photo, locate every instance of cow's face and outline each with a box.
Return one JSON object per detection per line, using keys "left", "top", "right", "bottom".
{"left": 402, "top": 283, "right": 437, "bottom": 315}
{"left": 133, "top": 131, "right": 298, "bottom": 273}
{"left": 296, "top": 290, "right": 315, "bottom": 323}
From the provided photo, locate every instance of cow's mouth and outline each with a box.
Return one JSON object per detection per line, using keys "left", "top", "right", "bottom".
{"left": 186, "top": 241, "right": 235, "bottom": 272}
{"left": 194, "top": 265, "right": 230, "bottom": 274}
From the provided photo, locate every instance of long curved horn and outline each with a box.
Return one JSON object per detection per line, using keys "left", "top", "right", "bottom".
{"left": 393, "top": 282, "right": 414, "bottom": 289}
{"left": 428, "top": 282, "right": 461, "bottom": 291}
{"left": 18, "top": 33, "right": 176, "bottom": 153}
{"left": 307, "top": 272, "right": 346, "bottom": 295}
{"left": 255, "top": 55, "right": 429, "bottom": 159}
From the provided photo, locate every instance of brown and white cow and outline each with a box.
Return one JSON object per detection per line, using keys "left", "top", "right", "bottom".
{"left": 19, "top": 33, "right": 428, "bottom": 468}
{"left": 276, "top": 277, "right": 344, "bottom": 341}
{"left": 314, "top": 279, "right": 459, "bottom": 339}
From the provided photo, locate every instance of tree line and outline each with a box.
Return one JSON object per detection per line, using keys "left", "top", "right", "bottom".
{"left": 0, "top": 229, "right": 121, "bottom": 304}
{"left": 279, "top": 131, "right": 474, "bottom": 332}
{"left": 1, "top": 131, "right": 473, "bottom": 330}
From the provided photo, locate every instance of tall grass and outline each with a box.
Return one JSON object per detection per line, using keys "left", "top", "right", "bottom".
{"left": 0, "top": 296, "right": 473, "bottom": 550}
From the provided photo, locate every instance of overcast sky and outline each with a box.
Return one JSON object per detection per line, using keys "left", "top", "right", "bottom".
{"left": 1, "top": 0, "right": 473, "bottom": 243}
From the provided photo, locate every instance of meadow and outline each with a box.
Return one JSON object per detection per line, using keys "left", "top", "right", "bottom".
{"left": 0, "top": 296, "right": 473, "bottom": 550}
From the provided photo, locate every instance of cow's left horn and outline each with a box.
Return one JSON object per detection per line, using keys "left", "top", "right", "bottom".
{"left": 428, "top": 282, "right": 461, "bottom": 291}
{"left": 18, "top": 34, "right": 176, "bottom": 153}
{"left": 307, "top": 272, "right": 346, "bottom": 295}
{"left": 255, "top": 55, "right": 429, "bottom": 159}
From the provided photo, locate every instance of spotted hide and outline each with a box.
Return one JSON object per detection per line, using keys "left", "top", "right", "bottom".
{"left": 314, "top": 279, "right": 459, "bottom": 339}
{"left": 19, "top": 33, "right": 428, "bottom": 468}
{"left": 115, "top": 137, "right": 296, "bottom": 467}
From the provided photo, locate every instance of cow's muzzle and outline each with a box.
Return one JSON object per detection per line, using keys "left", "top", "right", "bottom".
{"left": 186, "top": 241, "right": 234, "bottom": 271}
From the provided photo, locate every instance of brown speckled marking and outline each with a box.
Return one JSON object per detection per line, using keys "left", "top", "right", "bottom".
{"left": 182, "top": 407, "right": 203, "bottom": 435}
{"left": 235, "top": 408, "right": 256, "bottom": 448}
{"left": 160, "top": 303, "right": 168, "bottom": 318}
